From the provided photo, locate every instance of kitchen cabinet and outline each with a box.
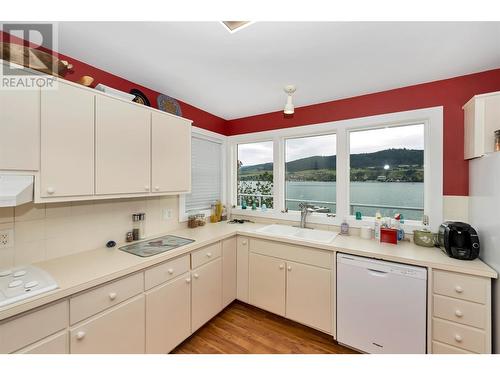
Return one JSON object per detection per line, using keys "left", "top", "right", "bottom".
{"left": 40, "top": 81, "right": 95, "bottom": 198}
{"left": 191, "top": 258, "right": 223, "bottom": 332}
{"left": 145, "top": 273, "right": 191, "bottom": 353}
{"left": 15, "top": 331, "right": 68, "bottom": 354}
{"left": 151, "top": 111, "right": 191, "bottom": 193}
{"left": 70, "top": 295, "right": 145, "bottom": 354}
{"left": 249, "top": 253, "right": 286, "bottom": 316}
{"left": 95, "top": 95, "right": 151, "bottom": 195}
{"left": 0, "top": 88, "right": 39, "bottom": 171}
{"left": 286, "top": 260, "right": 332, "bottom": 332}
{"left": 222, "top": 237, "right": 237, "bottom": 307}
{"left": 236, "top": 236, "right": 250, "bottom": 302}
{"left": 463, "top": 91, "right": 500, "bottom": 159}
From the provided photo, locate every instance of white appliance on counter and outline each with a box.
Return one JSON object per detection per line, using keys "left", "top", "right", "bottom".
{"left": 336, "top": 253, "right": 427, "bottom": 353}
{"left": 469, "top": 151, "right": 500, "bottom": 353}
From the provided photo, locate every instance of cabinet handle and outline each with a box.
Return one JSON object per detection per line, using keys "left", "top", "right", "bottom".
{"left": 185, "top": 278, "right": 191, "bottom": 284}
{"left": 279, "top": 264, "right": 284, "bottom": 270}
{"left": 155, "top": 186, "right": 160, "bottom": 191}
{"left": 454, "top": 334, "right": 463, "bottom": 343}
{"left": 47, "top": 187, "right": 55, "bottom": 195}
{"left": 455, "top": 286, "right": 464, "bottom": 293}
{"left": 287, "top": 265, "right": 292, "bottom": 271}
{"left": 206, "top": 252, "right": 212, "bottom": 258}
{"left": 144, "top": 185, "right": 150, "bottom": 191}
{"left": 242, "top": 240, "right": 247, "bottom": 246}
{"left": 167, "top": 268, "right": 174, "bottom": 275}
{"left": 76, "top": 331, "right": 86, "bottom": 340}
{"left": 455, "top": 310, "right": 463, "bottom": 318}
{"left": 108, "top": 292, "right": 117, "bottom": 300}
{"left": 193, "top": 273, "right": 199, "bottom": 279}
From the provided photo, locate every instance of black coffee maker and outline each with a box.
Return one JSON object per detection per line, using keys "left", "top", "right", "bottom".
{"left": 437, "top": 222, "right": 480, "bottom": 260}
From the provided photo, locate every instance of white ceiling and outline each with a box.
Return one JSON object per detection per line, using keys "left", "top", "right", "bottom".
{"left": 57, "top": 22, "right": 500, "bottom": 120}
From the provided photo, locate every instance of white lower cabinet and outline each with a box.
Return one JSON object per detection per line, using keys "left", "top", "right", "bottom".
{"left": 15, "top": 331, "right": 68, "bottom": 354}
{"left": 191, "top": 258, "right": 223, "bottom": 332}
{"left": 145, "top": 273, "right": 192, "bottom": 354}
{"left": 70, "top": 295, "right": 145, "bottom": 354}
{"left": 249, "top": 253, "right": 286, "bottom": 316}
{"left": 236, "top": 236, "right": 250, "bottom": 302}
{"left": 286, "top": 261, "right": 332, "bottom": 333}
{"left": 222, "top": 237, "right": 237, "bottom": 307}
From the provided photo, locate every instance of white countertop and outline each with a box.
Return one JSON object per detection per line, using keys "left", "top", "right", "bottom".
{"left": 0, "top": 222, "right": 497, "bottom": 321}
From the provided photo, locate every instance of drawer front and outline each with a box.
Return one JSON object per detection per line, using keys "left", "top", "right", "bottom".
{"left": 15, "top": 331, "right": 68, "bottom": 354}
{"left": 191, "top": 241, "right": 222, "bottom": 269}
{"left": 70, "top": 272, "right": 144, "bottom": 324}
{"left": 433, "top": 295, "right": 486, "bottom": 329}
{"left": 0, "top": 300, "right": 68, "bottom": 353}
{"left": 432, "top": 340, "right": 473, "bottom": 354}
{"left": 249, "top": 238, "right": 332, "bottom": 269}
{"left": 145, "top": 254, "right": 190, "bottom": 290}
{"left": 433, "top": 270, "right": 488, "bottom": 304}
{"left": 432, "top": 317, "right": 486, "bottom": 353}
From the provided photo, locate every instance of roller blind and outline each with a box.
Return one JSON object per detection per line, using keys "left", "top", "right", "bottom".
{"left": 185, "top": 136, "right": 222, "bottom": 212}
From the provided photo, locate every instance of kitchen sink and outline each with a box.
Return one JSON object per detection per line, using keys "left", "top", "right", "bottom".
{"left": 255, "top": 224, "right": 338, "bottom": 244}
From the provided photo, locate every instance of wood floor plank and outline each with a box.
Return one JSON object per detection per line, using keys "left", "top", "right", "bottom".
{"left": 172, "top": 301, "right": 358, "bottom": 354}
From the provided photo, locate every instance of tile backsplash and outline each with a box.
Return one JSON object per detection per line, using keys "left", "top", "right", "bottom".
{"left": 0, "top": 196, "right": 181, "bottom": 269}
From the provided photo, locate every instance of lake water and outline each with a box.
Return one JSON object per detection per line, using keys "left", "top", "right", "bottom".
{"left": 239, "top": 181, "right": 424, "bottom": 221}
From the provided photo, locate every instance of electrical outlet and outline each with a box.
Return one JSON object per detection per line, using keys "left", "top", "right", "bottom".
{"left": 162, "top": 208, "right": 173, "bottom": 221}
{"left": 0, "top": 229, "right": 14, "bottom": 249}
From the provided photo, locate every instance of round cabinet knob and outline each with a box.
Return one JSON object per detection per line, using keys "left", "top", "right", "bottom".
{"left": 76, "top": 331, "right": 86, "bottom": 340}
{"left": 287, "top": 265, "right": 292, "bottom": 271}
{"left": 185, "top": 278, "right": 191, "bottom": 284}
{"left": 144, "top": 185, "right": 150, "bottom": 191}
{"left": 193, "top": 273, "right": 199, "bottom": 279}
{"left": 47, "top": 187, "right": 55, "bottom": 195}
{"left": 455, "top": 286, "right": 464, "bottom": 293}
{"left": 206, "top": 252, "right": 212, "bottom": 258}
{"left": 167, "top": 268, "right": 174, "bottom": 275}
{"left": 454, "top": 334, "right": 463, "bottom": 343}
{"left": 455, "top": 310, "right": 463, "bottom": 318}
{"left": 242, "top": 240, "right": 247, "bottom": 246}
{"left": 155, "top": 186, "right": 160, "bottom": 191}
{"left": 109, "top": 292, "right": 117, "bottom": 300}
{"left": 279, "top": 264, "right": 284, "bottom": 270}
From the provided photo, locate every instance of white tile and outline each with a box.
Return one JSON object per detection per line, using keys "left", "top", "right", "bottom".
{"left": 0, "top": 207, "right": 14, "bottom": 224}
{"left": 45, "top": 236, "right": 77, "bottom": 260}
{"left": 70, "top": 200, "right": 95, "bottom": 216}
{"left": 14, "top": 203, "right": 46, "bottom": 222}
{"left": 45, "top": 202, "right": 72, "bottom": 218}
{"left": 14, "top": 240, "right": 46, "bottom": 265}
{"left": 443, "top": 195, "right": 469, "bottom": 222}
{"left": 14, "top": 220, "right": 45, "bottom": 243}
{"left": 45, "top": 216, "right": 77, "bottom": 239}
{"left": 0, "top": 247, "right": 14, "bottom": 269}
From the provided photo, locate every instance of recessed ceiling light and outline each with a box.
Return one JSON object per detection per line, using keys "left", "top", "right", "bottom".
{"left": 221, "top": 21, "right": 253, "bottom": 33}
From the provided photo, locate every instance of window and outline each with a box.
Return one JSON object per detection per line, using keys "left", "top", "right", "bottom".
{"left": 349, "top": 124, "right": 425, "bottom": 220}
{"left": 237, "top": 141, "right": 274, "bottom": 208}
{"left": 285, "top": 134, "right": 336, "bottom": 213}
{"left": 185, "top": 136, "right": 222, "bottom": 213}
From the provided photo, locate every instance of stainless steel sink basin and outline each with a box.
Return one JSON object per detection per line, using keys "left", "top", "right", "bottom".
{"left": 255, "top": 224, "right": 338, "bottom": 244}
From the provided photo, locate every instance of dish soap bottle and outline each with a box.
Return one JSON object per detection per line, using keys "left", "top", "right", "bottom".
{"left": 374, "top": 211, "right": 382, "bottom": 241}
{"left": 341, "top": 217, "right": 349, "bottom": 235}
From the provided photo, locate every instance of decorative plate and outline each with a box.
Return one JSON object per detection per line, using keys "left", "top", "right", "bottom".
{"left": 157, "top": 94, "right": 182, "bottom": 116}
{"left": 130, "top": 89, "right": 151, "bottom": 106}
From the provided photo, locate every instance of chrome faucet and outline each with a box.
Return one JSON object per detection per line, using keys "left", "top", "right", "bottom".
{"left": 299, "top": 202, "right": 316, "bottom": 228}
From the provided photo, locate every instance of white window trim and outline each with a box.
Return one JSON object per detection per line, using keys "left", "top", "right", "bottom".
{"left": 179, "top": 126, "right": 227, "bottom": 222}
{"left": 228, "top": 106, "right": 444, "bottom": 232}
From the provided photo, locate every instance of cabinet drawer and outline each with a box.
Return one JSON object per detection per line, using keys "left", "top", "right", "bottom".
{"left": 15, "top": 331, "right": 68, "bottom": 354}
{"left": 433, "top": 270, "right": 488, "bottom": 304}
{"left": 432, "top": 318, "right": 486, "bottom": 353}
{"left": 0, "top": 301, "right": 68, "bottom": 353}
{"left": 191, "top": 242, "right": 222, "bottom": 269}
{"left": 433, "top": 295, "right": 486, "bottom": 329}
{"left": 70, "top": 272, "right": 144, "bottom": 324}
{"left": 145, "top": 254, "right": 190, "bottom": 290}
{"left": 249, "top": 238, "right": 332, "bottom": 269}
{"left": 432, "top": 340, "right": 473, "bottom": 354}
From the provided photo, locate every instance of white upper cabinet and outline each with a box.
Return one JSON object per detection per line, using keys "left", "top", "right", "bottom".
{"left": 151, "top": 112, "right": 191, "bottom": 193}
{"left": 40, "top": 81, "right": 95, "bottom": 198}
{"left": 0, "top": 88, "right": 39, "bottom": 171}
{"left": 95, "top": 95, "right": 151, "bottom": 195}
{"left": 463, "top": 91, "right": 500, "bottom": 159}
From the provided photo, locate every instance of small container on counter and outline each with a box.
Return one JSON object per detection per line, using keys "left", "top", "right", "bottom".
{"left": 126, "top": 231, "right": 134, "bottom": 242}
{"left": 188, "top": 214, "right": 198, "bottom": 228}
{"left": 196, "top": 213, "right": 206, "bottom": 226}
{"left": 380, "top": 228, "right": 398, "bottom": 244}
{"left": 495, "top": 129, "right": 500, "bottom": 152}
{"left": 340, "top": 217, "right": 349, "bottom": 235}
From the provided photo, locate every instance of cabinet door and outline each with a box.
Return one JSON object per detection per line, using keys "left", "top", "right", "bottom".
{"left": 191, "top": 258, "right": 222, "bottom": 332}
{"left": 70, "top": 295, "right": 145, "bottom": 354}
{"left": 151, "top": 112, "right": 191, "bottom": 193}
{"left": 95, "top": 95, "right": 151, "bottom": 195}
{"left": 286, "top": 261, "right": 332, "bottom": 333}
{"left": 249, "top": 253, "right": 286, "bottom": 316}
{"left": 145, "top": 273, "right": 191, "bottom": 353}
{"left": 15, "top": 331, "right": 68, "bottom": 354}
{"left": 0, "top": 88, "right": 39, "bottom": 170}
{"left": 222, "top": 237, "right": 237, "bottom": 307}
{"left": 40, "top": 81, "right": 95, "bottom": 197}
{"left": 236, "top": 236, "right": 250, "bottom": 302}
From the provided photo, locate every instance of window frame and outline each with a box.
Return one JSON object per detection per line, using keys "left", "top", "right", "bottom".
{"left": 179, "top": 126, "right": 227, "bottom": 222}
{"left": 228, "top": 106, "right": 443, "bottom": 232}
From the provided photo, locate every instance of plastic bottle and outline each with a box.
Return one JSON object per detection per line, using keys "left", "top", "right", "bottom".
{"left": 374, "top": 211, "right": 382, "bottom": 240}
{"left": 398, "top": 214, "right": 405, "bottom": 241}
{"left": 341, "top": 217, "right": 349, "bottom": 235}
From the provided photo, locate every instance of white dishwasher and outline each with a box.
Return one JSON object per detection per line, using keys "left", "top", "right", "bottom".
{"left": 336, "top": 253, "right": 427, "bottom": 354}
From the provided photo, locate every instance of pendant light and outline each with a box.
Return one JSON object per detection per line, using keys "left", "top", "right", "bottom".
{"left": 284, "top": 85, "right": 296, "bottom": 115}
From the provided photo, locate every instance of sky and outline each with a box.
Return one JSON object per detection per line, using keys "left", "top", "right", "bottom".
{"left": 238, "top": 124, "right": 424, "bottom": 166}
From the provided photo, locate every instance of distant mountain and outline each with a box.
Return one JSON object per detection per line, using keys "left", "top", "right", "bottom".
{"left": 239, "top": 148, "right": 423, "bottom": 175}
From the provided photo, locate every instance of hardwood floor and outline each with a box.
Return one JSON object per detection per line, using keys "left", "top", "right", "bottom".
{"left": 172, "top": 301, "right": 358, "bottom": 354}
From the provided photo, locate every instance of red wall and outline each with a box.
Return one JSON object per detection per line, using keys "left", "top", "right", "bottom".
{"left": 1, "top": 31, "right": 227, "bottom": 135}
{"left": 226, "top": 69, "right": 500, "bottom": 196}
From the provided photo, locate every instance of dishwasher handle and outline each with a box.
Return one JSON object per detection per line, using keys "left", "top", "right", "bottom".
{"left": 367, "top": 268, "right": 389, "bottom": 276}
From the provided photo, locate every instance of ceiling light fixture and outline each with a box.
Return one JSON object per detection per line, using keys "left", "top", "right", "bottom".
{"left": 283, "top": 85, "right": 296, "bottom": 115}
{"left": 221, "top": 21, "right": 253, "bottom": 33}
